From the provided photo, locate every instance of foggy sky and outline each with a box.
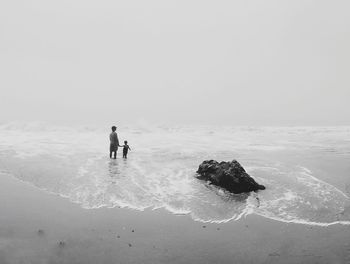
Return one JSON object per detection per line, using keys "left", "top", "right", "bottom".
{"left": 1, "top": 0, "right": 349, "bottom": 126}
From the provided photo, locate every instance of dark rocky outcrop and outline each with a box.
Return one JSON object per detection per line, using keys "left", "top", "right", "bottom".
{"left": 196, "top": 160, "right": 265, "bottom": 194}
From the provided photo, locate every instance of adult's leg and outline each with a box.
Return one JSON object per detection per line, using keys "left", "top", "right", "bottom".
{"left": 110, "top": 144, "right": 113, "bottom": 158}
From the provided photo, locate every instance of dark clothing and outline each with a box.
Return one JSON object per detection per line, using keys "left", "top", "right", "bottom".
{"left": 109, "top": 132, "right": 119, "bottom": 145}
{"left": 110, "top": 143, "right": 118, "bottom": 152}
{"left": 123, "top": 145, "right": 130, "bottom": 158}
{"left": 110, "top": 145, "right": 117, "bottom": 159}
{"left": 109, "top": 132, "right": 119, "bottom": 159}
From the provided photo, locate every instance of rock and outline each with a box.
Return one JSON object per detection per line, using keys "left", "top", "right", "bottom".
{"left": 196, "top": 160, "right": 265, "bottom": 194}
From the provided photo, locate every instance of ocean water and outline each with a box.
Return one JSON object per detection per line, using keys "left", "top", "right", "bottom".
{"left": 0, "top": 123, "right": 350, "bottom": 226}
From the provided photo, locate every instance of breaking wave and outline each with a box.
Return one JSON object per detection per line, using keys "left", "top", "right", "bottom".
{"left": 0, "top": 123, "right": 350, "bottom": 226}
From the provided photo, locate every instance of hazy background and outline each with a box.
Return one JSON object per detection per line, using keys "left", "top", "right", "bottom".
{"left": 1, "top": 0, "right": 349, "bottom": 126}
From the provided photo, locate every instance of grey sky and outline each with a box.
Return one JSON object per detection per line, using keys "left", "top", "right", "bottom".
{"left": 1, "top": 0, "right": 349, "bottom": 126}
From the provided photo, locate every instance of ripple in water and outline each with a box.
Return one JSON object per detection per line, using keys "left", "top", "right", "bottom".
{"left": 0, "top": 124, "right": 350, "bottom": 226}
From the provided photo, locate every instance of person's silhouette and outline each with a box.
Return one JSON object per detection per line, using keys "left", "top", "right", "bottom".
{"left": 122, "top": 140, "right": 131, "bottom": 159}
{"left": 109, "top": 126, "right": 120, "bottom": 159}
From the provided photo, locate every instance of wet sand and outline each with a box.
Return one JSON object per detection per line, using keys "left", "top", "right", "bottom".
{"left": 0, "top": 173, "right": 350, "bottom": 264}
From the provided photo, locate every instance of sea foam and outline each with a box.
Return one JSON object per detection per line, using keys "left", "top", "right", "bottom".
{"left": 0, "top": 123, "right": 350, "bottom": 226}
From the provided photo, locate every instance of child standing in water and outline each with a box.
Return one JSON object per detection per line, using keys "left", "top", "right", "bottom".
{"left": 122, "top": 141, "right": 131, "bottom": 159}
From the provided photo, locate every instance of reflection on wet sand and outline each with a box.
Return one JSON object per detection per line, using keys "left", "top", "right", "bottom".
{"left": 108, "top": 158, "right": 129, "bottom": 184}
{"left": 108, "top": 160, "right": 121, "bottom": 184}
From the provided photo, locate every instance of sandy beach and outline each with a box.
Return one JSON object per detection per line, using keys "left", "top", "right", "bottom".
{"left": 2, "top": 0, "right": 350, "bottom": 262}
{"left": 1, "top": 172, "right": 349, "bottom": 264}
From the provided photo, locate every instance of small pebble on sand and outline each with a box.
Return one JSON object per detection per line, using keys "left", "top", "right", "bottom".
{"left": 59, "top": 241, "right": 65, "bottom": 247}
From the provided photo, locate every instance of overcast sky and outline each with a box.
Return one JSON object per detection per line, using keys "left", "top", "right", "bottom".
{"left": 1, "top": 0, "right": 349, "bottom": 126}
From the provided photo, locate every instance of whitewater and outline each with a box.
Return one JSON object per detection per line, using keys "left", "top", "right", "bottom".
{"left": 0, "top": 123, "right": 349, "bottom": 226}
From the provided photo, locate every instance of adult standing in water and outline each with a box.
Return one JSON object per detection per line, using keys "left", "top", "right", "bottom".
{"left": 109, "top": 126, "right": 120, "bottom": 159}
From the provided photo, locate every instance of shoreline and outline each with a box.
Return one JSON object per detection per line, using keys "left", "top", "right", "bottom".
{"left": 4, "top": 170, "right": 350, "bottom": 227}
{"left": 1, "top": 173, "right": 350, "bottom": 263}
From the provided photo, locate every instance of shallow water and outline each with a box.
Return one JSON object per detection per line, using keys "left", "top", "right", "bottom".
{"left": 0, "top": 123, "right": 349, "bottom": 226}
